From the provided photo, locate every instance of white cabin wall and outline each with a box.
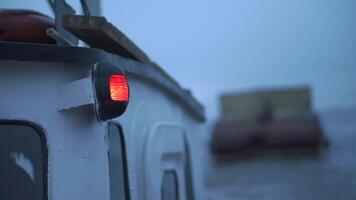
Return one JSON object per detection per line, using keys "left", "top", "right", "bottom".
{"left": 0, "top": 60, "right": 111, "bottom": 200}
{"left": 115, "top": 75, "right": 205, "bottom": 200}
{"left": 0, "top": 59, "right": 205, "bottom": 200}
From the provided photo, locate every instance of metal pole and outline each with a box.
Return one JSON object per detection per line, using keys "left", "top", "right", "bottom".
{"left": 84, "top": 0, "right": 101, "bottom": 16}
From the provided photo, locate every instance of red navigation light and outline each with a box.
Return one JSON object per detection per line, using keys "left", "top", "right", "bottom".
{"left": 110, "top": 75, "right": 129, "bottom": 102}
{"left": 92, "top": 63, "right": 130, "bottom": 121}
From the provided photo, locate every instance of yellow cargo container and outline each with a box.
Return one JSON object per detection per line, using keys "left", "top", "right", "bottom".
{"left": 220, "top": 86, "right": 311, "bottom": 122}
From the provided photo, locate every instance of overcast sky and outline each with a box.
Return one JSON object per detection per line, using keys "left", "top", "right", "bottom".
{"left": 3, "top": 0, "right": 356, "bottom": 120}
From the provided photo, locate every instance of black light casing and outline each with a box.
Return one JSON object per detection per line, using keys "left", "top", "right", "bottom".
{"left": 92, "top": 63, "right": 129, "bottom": 121}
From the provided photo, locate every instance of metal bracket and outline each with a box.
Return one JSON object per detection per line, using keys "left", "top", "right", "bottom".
{"left": 57, "top": 77, "right": 94, "bottom": 111}
{"left": 47, "top": 0, "right": 79, "bottom": 46}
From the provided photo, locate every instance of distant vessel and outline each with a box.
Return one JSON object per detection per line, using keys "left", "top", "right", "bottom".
{"left": 211, "top": 86, "right": 327, "bottom": 155}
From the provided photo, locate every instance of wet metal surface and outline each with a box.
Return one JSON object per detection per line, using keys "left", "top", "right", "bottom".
{"left": 204, "top": 108, "right": 356, "bottom": 200}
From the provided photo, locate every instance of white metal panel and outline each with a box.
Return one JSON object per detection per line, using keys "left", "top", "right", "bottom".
{"left": 0, "top": 59, "right": 206, "bottom": 200}
{"left": 144, "top": 123, "right": 186, "bottom": 200}
{"left": 114, "top": 76, "right": 206, "bottom": 200}
{"left": 0, "top": 60, "right": 110, "bottom": 200}
{"left": 57, "top": 77, "right": 94, "bottom": 110}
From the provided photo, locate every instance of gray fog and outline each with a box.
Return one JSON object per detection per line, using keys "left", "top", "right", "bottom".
{"left": 3, "top": 0, "right": 356, "bottom": 120}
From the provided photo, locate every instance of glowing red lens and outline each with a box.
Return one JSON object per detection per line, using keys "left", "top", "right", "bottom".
{"left": 109, "top": 75, "right": 129, "bottom": 101}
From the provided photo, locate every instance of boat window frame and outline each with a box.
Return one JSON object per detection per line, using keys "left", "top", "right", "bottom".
{"left": 0, "top": 119, "right": 48, "bottom": 200}
{"left": 184, "top": 136, "right": 194, "bottom": 200}
{"left": 161, "top": 170, "right": 179, "bottom": 200}
{"left": 107, "top": 122, "right": 131, "bottom": 200}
